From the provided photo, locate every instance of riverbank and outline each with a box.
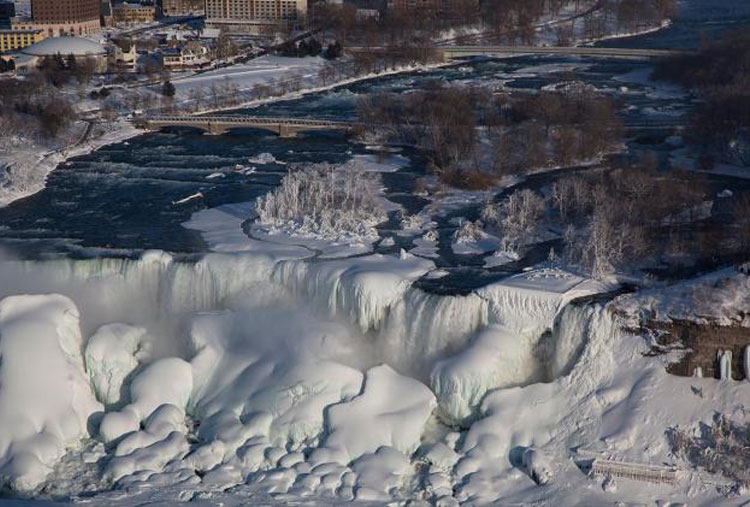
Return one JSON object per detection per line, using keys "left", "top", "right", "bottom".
{"left": 0, "top": 120, "right": 139, "bottom": 207}
{"left": 0, "top": 59, "right": 450, "bottom": 209}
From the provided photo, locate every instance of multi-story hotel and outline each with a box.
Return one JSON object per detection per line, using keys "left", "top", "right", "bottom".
{"left": 158, "top": 0, "right": 205, "bottom": 17}
{"left": 11, "top": 0, "right": 101, "bottom": 37}
{"left": 205, "top": 0, "right": 308, "bottom": 34}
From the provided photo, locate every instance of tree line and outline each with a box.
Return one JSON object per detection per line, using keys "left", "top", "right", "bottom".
{"left": 0, "top": 73, "right": 78, "bottom": 139}
{"left": 479, "top": 155, "right": 748, "bottom": 279}
{"left": 653, "top": 31, "right": 750, "bottom": 169}
{"left": 357, "top": 82, "right": 622, "bottom": 189}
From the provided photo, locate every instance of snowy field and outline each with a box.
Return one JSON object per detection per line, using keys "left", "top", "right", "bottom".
{"left": 171, "top": 56, "right": 326, "bottom": 97}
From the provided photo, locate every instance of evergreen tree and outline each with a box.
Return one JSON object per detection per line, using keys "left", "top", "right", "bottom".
{"left": 325, "top": 41, "right": 343, "bottom": 60}
{"left": 308, "top": 38, "right": 322, "bottom": 57}
{"left": 298, "top": 40, "right": 310, "bottom": 57}
{"left": 162, "top": 80, "right": 176, "bottom": 97}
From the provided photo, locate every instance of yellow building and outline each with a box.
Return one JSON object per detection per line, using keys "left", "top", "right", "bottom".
{"left": 113, "top": 3, "right": 156, "bottom": 25}
{"left": 0, "top": 28, "right": 45, "bottom": 52}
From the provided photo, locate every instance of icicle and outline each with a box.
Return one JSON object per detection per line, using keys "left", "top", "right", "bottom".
{"left": 718, "top": 350, "right": 732, "bottom": 381}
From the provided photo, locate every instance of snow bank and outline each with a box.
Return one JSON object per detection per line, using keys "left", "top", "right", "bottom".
{"left": 0, "top": 295, "right": 101, "bottom": 491}
{"left": 614, "top": 268, "right": 750, "bottom": 327}
{"left": 0, "top": 121, "right": 140, "bottom": 208}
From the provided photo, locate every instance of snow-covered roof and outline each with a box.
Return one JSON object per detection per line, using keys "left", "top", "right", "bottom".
{"left": 21, "top": 37, "right": 106, "bottom": 57}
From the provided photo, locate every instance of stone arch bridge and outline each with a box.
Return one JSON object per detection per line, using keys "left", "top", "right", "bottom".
{"left": 136, "top": 115, "right": 358, "bottom": 137}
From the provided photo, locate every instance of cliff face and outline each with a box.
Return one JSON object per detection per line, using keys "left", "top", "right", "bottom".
{"left": 649, "top": 319, "right": 750, "bottom": 380}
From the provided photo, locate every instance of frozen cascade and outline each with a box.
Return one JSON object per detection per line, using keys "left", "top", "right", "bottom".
{"left": 381, "top": 288, "right": 489, "bottom": 378}
{"left": 456, "top": 303, "right": 623, "bottom": 505}
{"left": 3, "top": 252, "right": 276, "bottom": 329}
{"left": 270, "top": 254, "right": 435, "bottom": 334}
{"left": 547, "top": 301, "right": 598, "bottom": 380}
{"left": 430, "top": 275, "right": 606, "bottom": 426}
{"left": 0, "top": 251, "right": 615, "bottom": 493}
{"left": 0, "top": 254, "right": 604, "bottom": 404}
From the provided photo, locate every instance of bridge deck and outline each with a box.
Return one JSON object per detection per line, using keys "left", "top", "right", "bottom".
{"left": 143, "top": 115, "right": 355, "bottom": 127}
{"left": 347, "top": 45, "right": 689, "bottom": 61}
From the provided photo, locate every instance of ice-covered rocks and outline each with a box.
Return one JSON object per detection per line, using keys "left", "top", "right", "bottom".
{"left": 187, "top": 310, "right": 364, "bottom": 451}
{"left": 99, "top": 358, "right": 192, "bottom": 444}
{"left": 0, "top": 295, "right": 101, "bottom": 491}
{"left": 247, "top": 152, "right": 278, "bottom": 165}
{"left": 321, "top": 365, "right": 436, "bottom": 463}
{"left": 351, "top": 446, "right": 411, "bottom": 501}
{"left": 85, "top": 323, "right": 151, "bottom": 407}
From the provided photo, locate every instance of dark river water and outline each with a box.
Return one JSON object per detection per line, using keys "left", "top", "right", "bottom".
{"left": 1, "top": 0, "right": 748, "bottom": 290}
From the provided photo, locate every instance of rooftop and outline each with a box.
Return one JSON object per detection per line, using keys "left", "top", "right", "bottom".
{"left": 20, "top": 36, "right": 106, "bottom": 56}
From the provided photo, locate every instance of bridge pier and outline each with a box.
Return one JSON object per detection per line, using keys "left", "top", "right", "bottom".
{"left": 278, "top": 125, "right": 298, "bottom": 138}
{"left": 207, "top": 123, "right": 229, "bottom": 136}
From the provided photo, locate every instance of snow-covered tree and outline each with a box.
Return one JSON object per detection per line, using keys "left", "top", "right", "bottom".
{"left": 255, "top": 162, "right": 387, "bottom": 239}
{"left": 483, "top": 189, "right": 546, "bottom": 254}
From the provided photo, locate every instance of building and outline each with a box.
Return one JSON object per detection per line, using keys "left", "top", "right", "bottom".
{"left": 11, "top": 0, "right": 101, "bottom": 37}
{"left": 113, "top": 3, "right": 156, "bottom": 24}
{"left": 160, "top": 43, "right": 209, "bottom": 70}
{"left": 108, "top": 38, "right": 137, "bottom": 71}
{"left": 0, "top": 28, "right": 44, "bottom": 52}
{"left": 387, "top": 0, "right": 476, "bottom": 16}
{"left": 205, "top": 0, "right": 307, "bottom": 35}
{"left": 158, "top": 0, "right": 204, "bottom": 17}
{"left": 32, "top": 0, "right": 100, "bottom": 23}
{"left": 19, "top": 36, "right": 107, "bottom": 71}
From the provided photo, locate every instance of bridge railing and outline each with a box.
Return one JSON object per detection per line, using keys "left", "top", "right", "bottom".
{"left": 142, "top": 115, "right": 356, "bottom": 127}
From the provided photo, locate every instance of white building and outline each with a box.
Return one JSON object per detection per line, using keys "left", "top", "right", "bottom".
{"left": 19, "top": 36, "right": 107, "bottom": 72}
{"left": 108, "top": 39, "right": 137, "bottom": 71}
{"left": 160, "top": 44, "right": 210, "bottom": 70}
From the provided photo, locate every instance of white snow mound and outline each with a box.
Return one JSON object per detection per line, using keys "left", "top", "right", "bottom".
{"left": 0, "top": 294, "right": 101, "bottom": 491}
{"left": 320, "top": 364, "right": 436, "bottom": 463}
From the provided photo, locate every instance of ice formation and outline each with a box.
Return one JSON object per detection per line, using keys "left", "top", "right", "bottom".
{"left": 321, "top": 364, "right": 436, "bottom": 462}
{"left": 85, "top": 323, "right": 151, "bottom": 407}
{"left": 431, "top": 271, "right": 607, "bottom": 425}
{"left": 0, "top": 247, "right": 745, "bottom": 505}
{"left": 0, "top": 295, "right": 101, "bottom": 491}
